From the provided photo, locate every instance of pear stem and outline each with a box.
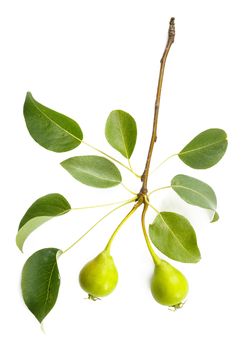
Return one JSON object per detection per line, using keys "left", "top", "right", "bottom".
{"left": 141, "top": 202, "right": 161, "bottom": 265}
{"left": 105, "top": 199, "right": 143, "bottom": 253}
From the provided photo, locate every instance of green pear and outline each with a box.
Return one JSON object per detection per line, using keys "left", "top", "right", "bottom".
{"left": 79, "top": 250, "right": 118, "bottom": 298}
{"left": 151, "top": 259, "right": 188, "bottom": 307}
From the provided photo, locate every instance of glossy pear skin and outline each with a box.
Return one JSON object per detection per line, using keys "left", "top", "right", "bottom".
{"left": 151, "top": 260, "right": 188, "bottom": 307}
{"left": 79, "top": 250, "right": 118, "bottom": 298}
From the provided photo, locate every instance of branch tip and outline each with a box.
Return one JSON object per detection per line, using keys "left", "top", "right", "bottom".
{"left": 169, "top": 17, "right": 175, "bottom": 41}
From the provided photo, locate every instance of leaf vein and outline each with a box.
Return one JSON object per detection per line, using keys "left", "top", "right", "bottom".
{"left": 29, "top": 96, "right": 82, "bottom": 143}
{"left": 179, "top": 139, "right": 226, "bottom": 156}
{"left": 158, "top": 213, "right": 197, "bottom": 260}
{"left": 172, "top": 185, "right": 215, "bottom": 209}
{"left": 43, "top": 261, "right": 57, "bottom": 313}
{"left": 70, "top": 167, "right": 119, "bottom": 183}
{"left": 117, "top": 117, "right": 129, "bottom": 158}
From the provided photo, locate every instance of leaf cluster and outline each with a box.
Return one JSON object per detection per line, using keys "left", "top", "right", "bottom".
{"left": 18, "top": 91, "right": 227, "bottom": 322}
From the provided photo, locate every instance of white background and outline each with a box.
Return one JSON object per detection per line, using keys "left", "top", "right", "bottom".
{"left": 1, "top": 0, "right": 249, "bottom": 349}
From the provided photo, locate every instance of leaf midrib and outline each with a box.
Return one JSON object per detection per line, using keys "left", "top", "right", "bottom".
{"left": 158, "top": 213, "right": 198, "bottom": 260}
{"left": 29, "top": 95, "right": 82, "bottom": 143}
{"left": 117, "top": 116, "right": 129, "bottom": 158}
{"left": 43, "top": 260, "right": 57, "bottom": 314}
{"left": 68, "top": 163, "right": 119, "bottom": 183}
{"left": 172, "top": 184, "right": 216, "bottom": 209}
{"left": 179, "top": 139, "right": 226, "bottom": 156}
{"left": 19, "top": 208, "right": 71, "bottom": 230}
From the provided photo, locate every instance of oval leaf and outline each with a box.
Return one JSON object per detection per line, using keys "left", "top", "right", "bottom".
{"left": 178, "top": 129, "right": 227, "bottom": 169}
{"left": 16, "top": 194, "right": 71, "bottom": 252}
{"left": 149, "top": 212, "right": 201, "bottom": 263}
{"left": 105, "top": 110, "right": 137, "bottom": 158}
{"left": 23, "top": 92, "right": 83, "bottom": 152}
{"left": 21, "top": 248, "right": 61, "bottom": 323}
{"left": 61, "top": 155, "right": 122, "bottom": 188}
{"left": 171, "top": 174, "right": 217, "bottom": 211}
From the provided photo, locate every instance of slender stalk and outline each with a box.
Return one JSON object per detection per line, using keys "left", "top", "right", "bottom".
{"left": 62, "top": 197, "right": 136, "bottom": 254}
{"left": 146, "top": 200, "right": 161, "bottom": 215}
{"left": 150, "top": 153, "right": 177, "bottom": 175}
{"left": 139, "top": 18, "right": 175, "bottom": 195}
{"left": 128, "top": 158, "right": 133, "bottom": 170}
{"left": 148, "top": 185, "right": 171, "bottom": 197}
{"left": 141, "top": 203, "right": 161, "bottom": 265}
{"left": 105, "top": 200, "right": 142, "bottom": 252}
{"left": 82, "top": 140, "right": 140, "bottom": 178}
{"left": 121, "top": 183, "right": 137, "bottom": 195}
{"left": 72, "top": 197, "right": 137, "bottom": 211}
{"left": 127, "top": 158, "right": 138, "bottom": 179}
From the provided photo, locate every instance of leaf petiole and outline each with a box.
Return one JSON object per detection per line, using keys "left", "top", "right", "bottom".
{"left": 148, "top": 185, "right": 171, "bottom": 197}
{"left": 145, "top": 198, "right": 160, "bottom": 215}
{"left": 127, "top": 158, "right": 137, "bottom": 176}
{"left": 121, "top": 183, "right": 137, "bottom": 195}
{"left": 62, "top": 197, "right": 137, "bottom": 255}
{"left": 150, "top": 153, "right": 177, "bottom": 175}
{"left": 82, "top": 140, "right": 140, "bottom": 178}
{"left": 72, "top": 197, "right": 135, "bottom": 211}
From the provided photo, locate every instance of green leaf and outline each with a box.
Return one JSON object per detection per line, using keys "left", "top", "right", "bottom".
{"left": 149, "top": 212, "right": 201, "bottom": 263}
{"left": 171, "top": 174, "right": 217, "bottom": 212}
{"left": 105, "top": 110, "right": 137, "bottom": 158}
{"left": 23, "top": 92, "right": 83, "bottom": 152}
{"left": 61, "top": 155, "right": 122, "bottom": 188}
{"left": 21, "top": 248, "right": 61, "bottom": 323}
{"left": 16, "top": 194, "right": 71, "bottom": 252}
{"left": 178, "top": 129, "right": 227, "bottom": 169}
